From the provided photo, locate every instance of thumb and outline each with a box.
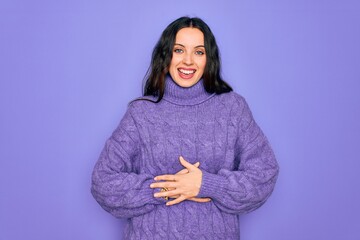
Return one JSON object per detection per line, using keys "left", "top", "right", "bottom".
{"left": 179, "top": 156, "right": 195, "bottom": 171}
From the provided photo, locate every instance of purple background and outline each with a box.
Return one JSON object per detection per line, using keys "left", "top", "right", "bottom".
{"left": 1, "top": 0, "right": 359, "bottom": 239}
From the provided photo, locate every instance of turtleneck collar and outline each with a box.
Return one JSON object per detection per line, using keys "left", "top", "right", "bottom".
{"left": 163, "top": 75, "right": 215, "bottom": 106}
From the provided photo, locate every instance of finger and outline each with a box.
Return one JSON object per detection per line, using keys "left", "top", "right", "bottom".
{"left": 154, "top": 189, "right": 181, "bottom": 198}
{"left": 169, "top": 194, "right": 180, "bottom": 199}
{"left": 166, "top": 195, "right": 187, "bottom": 206}
{"left": 189, "top": 197, "right": 212, "bottom": 203}
{"left": 150, "top": 181, "right": 178, "bottom": 189}
{"left": 175, "top": 162, "right": 200, "bottom": 175}
{"left": 176, "top": 168, "right": 189, "bottom": 175}
{"left": 154, "top": 175, "right": 178, "bottom": 181}
{"left": 179, "top": 156, "right": 195, "bottom": 171}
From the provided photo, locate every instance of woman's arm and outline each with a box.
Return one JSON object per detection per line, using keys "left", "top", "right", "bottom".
{"left": 91, "top": 106, "right": 165, "bottom": 219}
{"left": 196, "top": 96, "right": 279, "bottom": 214}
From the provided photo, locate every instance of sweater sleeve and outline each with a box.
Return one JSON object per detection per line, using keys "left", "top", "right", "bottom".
{"left": 197, "top": 96, "right": 279, "bottom": 215}
{"left": 91, "top": 105, "right": 165, "bottom": 219}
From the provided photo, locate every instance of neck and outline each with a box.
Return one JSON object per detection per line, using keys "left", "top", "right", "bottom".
{"left": 163, "top": 75, "right": 214, "bottom": 106}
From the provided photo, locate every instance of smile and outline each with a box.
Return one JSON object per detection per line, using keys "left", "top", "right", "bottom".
{"left": 178, "top": 68, "right": 196, "bottom": 75}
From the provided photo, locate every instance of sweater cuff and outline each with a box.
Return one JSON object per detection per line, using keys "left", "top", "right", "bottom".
{"left": 197, "top": 170, "right": 227, "bottom": 198}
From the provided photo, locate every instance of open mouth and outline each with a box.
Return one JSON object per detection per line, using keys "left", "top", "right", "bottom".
{"left": 178, "top": 68, "right": 196, "bottom": 75}
{"left": 178, "top": 68, "right": 196, "bottom": 79}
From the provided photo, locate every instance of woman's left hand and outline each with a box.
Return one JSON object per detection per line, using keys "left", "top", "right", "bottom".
{"left": 151, "top": 156, "right": 203, "bottom": 206}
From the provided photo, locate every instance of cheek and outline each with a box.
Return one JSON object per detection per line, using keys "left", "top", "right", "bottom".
{"left": 169, "top": 61, "right": 175, "bottom": 73}
{"left": 169, "top": 57, "right": 180, "bottom": 70}
{"left": 199, "top": 59, "right": 206, "bottom": 72}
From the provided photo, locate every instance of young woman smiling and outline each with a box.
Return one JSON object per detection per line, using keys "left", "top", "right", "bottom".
{"left": 91, "top": 16, "right": 279, "bottom": 239}
{"left": 168, "top": 27, "right": 206, "bottom": 88}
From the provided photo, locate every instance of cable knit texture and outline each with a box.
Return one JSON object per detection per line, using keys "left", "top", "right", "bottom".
{"left": 91, "top": 75, "right": 279, "bottom": 239}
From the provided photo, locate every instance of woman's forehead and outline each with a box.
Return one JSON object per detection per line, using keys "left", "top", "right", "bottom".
{"left": 175, "top": 28, "right": 204, "bottom": 47}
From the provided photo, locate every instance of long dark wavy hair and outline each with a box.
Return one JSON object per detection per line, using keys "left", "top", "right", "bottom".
{"left": 143, "top": 16, "right": 232, "bottom": 103}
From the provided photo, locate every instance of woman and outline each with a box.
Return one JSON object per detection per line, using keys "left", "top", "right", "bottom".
{"left": 91, "top": 16, "right": 279, "bottom": 239}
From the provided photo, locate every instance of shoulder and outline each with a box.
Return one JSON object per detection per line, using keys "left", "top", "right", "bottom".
{"left": 128, "top": 96, "right": 157, "bottom": 110}
{"left": 215, "top": 91, "right": 248, "bottom": 111}
{"left": 124, "top": 96, "right": 159, "bottom": 121}
{"left": 215, "top": 91, "right": 254, "bottom": 127}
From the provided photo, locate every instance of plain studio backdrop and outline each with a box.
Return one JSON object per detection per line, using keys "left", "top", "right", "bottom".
{"left": 1, "top": 0, "right": 359, "bottom": 239}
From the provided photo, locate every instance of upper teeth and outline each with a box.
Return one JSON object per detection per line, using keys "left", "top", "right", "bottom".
{"left": 179, "top": 69, "right": 195, "bottom": 75}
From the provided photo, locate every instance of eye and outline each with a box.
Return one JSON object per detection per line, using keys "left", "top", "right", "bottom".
{"left": 174, "top": 48, "right": 183, "bottom": 53}
{"left": 195, "top": 50, "right": 205, "bottom": 55}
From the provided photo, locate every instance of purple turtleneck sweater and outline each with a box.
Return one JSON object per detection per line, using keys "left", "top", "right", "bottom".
{"left": 91, "top": 76, "right": 279, "bottom": 239}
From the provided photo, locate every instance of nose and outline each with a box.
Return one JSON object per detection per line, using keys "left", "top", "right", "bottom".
{"left": 182, "top": 52, "right": 193, "bottom": 65}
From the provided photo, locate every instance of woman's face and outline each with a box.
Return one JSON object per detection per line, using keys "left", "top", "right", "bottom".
{"left": 168, "top": 27, "right": 206, "bottom": 88}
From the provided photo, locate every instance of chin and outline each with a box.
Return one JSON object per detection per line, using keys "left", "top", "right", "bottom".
{"left": 173, "top": 77, "right": 201, "bottom": 88}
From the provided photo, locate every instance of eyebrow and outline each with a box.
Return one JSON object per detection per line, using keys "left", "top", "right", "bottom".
{"left": 174, "top": 43, "right": 205, "bottom": 48}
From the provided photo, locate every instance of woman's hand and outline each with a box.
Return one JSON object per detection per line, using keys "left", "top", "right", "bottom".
{"left": 151, "top": 156, "right": 208, "bottom": 206}
{"left": 168, "top": 162, "right": 211, "bottom": 203}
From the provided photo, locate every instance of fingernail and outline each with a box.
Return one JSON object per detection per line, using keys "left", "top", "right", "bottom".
{"left": 154, "top": 193, "right": 159, "bottom": 197}
{"left": 154, "top": 177, "right": 158, "bottom": 181}
{"left": 150, "top": 184, "right": 154, "bottom": 188}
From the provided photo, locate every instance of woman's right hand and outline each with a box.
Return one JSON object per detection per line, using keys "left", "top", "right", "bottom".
{"left": 168, "top": 162, "right": 211, "bottom": 203}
